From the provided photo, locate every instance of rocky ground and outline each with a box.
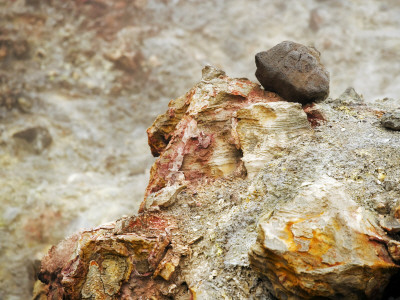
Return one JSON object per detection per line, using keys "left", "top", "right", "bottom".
{"left": 36, "top": 67, "right": 400, "bottom": 299}
{"left": 0, "top": 0, "right": 400, "bottom": 299}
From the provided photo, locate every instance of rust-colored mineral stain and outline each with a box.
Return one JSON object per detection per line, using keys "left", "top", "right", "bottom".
{"left": 303, "top": 103, "right": 326, "bottom": 127}
{"left": 90, "top": 260, "right": 98, "bottom": 267}
{"left": 283, "top": 221, "right": 297, "bottom": 252}
{"left": 308, "top": 229, "right": 333, "bottom": 258}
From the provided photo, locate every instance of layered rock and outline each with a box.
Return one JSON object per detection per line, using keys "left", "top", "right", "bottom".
{"left": 249, "top": 176, "right": 398, "bottom": 299}
{"left": 236, "top": 101, "right": 310, "bottom": 178}
{"left": 36, "top": 68, "right": 400, "bottom": 299}
{"left": 35, "top": 214, "right": 191, "bottom": 300}
{"left": 144, "top": 65, "right": 311, "bottom": 209}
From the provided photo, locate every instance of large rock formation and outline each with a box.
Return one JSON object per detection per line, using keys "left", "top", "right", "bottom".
{"left": 2, "top": 1, "right": 400, "bottom": 299}
{"left": 143, "top": 65, "right": 310, "bottom": 204}
{"left": 35, "top": 67, "right": 400, "bottom": 299}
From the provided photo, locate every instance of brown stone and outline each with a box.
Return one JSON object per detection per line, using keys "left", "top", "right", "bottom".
{"left": 255, "top": 41, "right": 330, "bottom": 104}
{"left": 12, "top": 126, "right": 52, "bottom": 154}
{"left": 143, "top": 65, "right": 296, "bottom": 203}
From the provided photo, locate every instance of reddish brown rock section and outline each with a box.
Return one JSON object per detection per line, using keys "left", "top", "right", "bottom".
{"left": 35, "top": 213, "right": 191, "bottom": 300}
{"left": 144, "top": 66, "right": 284, "bottom": 206}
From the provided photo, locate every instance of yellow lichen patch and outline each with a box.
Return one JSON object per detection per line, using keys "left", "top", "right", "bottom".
{"left": 378, "top": 172, "right": 386, "bottom": 182}
{"left": 336, "top": 105, "right": 357, "bottom": 116}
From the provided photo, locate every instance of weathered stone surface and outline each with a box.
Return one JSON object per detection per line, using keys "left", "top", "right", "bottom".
{"left": 143, "top": 65, "right": 316, "bottom": 208}
{"left": 255, "top": 41, "right": 330, "bottom": 104}
{"left": 249, "top": 176, "right": 399, "bottom": 299}
{"left": 34, "top": 69, "right": 400, "bottom": 299}
{"left": 380, "top": 216, "right": 400, "bottom": 234}
{"left": 381, "top": 110, "right": 400, "bottom": 131}
{"left": 38, "top": 213, "right": 191, "bottom": 299}
{"left": 2, "top": 1, "right": 400, "bottom": 298}
{"left": 144, "top": 65, "right": 287, "bottom": 204}
{"left": 143, "top": 184, "right": 186, "bottom": 210}
{"left": 236, "top": 101, "right": 311, "bottom": 178}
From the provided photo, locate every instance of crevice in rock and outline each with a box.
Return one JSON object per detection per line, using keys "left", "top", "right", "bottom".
{"left": 382, "top": 270, "right": 400, "bottom": 299}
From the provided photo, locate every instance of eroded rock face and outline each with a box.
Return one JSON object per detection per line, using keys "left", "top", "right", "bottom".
{"left": 36, "top": 214, "right": 191, "bottom": 300}
{"left": 35, "top": 69, "right": 400, "bottom": 299}
{"left": 236, "top": 101, "right": 311, "bottom": 178}
{"left": 144, "top": 65, "right": 312, "bottom": 206}
{"left": 381, "top": 110, "right": 400, "bottom": 131}
{"left": 255, "top": 41, "right": 330, "bottom": 104}
{"left": 249, "top": 176, "right": 399, "bottom": 299}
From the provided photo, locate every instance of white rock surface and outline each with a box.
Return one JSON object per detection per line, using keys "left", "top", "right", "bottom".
{"left": 250, "top": 176, "right": 399, "bottom": 299}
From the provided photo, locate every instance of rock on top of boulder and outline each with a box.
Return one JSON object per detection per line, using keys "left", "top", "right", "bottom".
{"left": 255, "top": 41, "right": 330, "bottom": 104}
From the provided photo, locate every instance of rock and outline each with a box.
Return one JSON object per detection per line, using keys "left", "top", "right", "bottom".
{"left": 380, "top": 216, "right": 400, "bottom": 234}
{"left": 249, "top": 176, "right": 399, "bottom": 300}
{"left": 16, "top": 96, "right": 32, "bottom": 112}
{"left": 12, "top": 39, "right": 30, "bottom": 59}
{"left": 0, "top": 38, "right": 11, "bottom": 61}
{"left": 394, "top": 205, "right": 400, "bottom": 220}
{"left": 388, "top": 240, "right": 400, "bottom": 262}
{"left": 381, "top": 110, "right": 400, "bottom": 131}
{"left": 2, "top": 1, "right": 400, "bottom": 299}
{"left": 335, "top": 87, "right": 364, "bottom": 106}
{"left": 34, "top": 68, "right": 400, "bottom": 300}
{"left": 12, "top": 126, "right": 52, "bottom": 154}
{"left": 142, "top": 184, "right": 186, "bottom": 211}
{"left": 236, "top": 101, "right": 311, "bottom": 178}
{"left": 144, "top": 65, "right": 282, "bottom": 200}
{"left": 38, "top": 214, "right": 190, "bottom": 299}
{"left": 144, "top": 65, "right": 312, "bottom": 201}
{"left": 104, "top": 49, "right": 144, "bottom": 74}
{"left": 255, "top": 41, "right": 330, "bottom": 104}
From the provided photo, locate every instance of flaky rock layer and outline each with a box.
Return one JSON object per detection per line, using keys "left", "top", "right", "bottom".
{"left": 36, "top": 68, "right": 400, "bottom": 300}
{"left": 249, "top": 176, "right": 398, "bottom": 299}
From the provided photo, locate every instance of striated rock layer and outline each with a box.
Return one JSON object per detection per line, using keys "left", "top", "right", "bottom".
{"left": 144, "top": 65, "right": 310, "bottom": 209}
{"left": 36, "top": 68, "right": 400, "bottom": 299}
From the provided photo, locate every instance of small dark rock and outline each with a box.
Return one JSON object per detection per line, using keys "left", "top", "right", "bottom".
{"left": 13, "top": 126, "right": 52, "bottom": 154}
{"left": 381, "top": 110, "right": 400, "bottom": 131}
{"left": 255, "top": 41, "right": 330, "bottom": 104}
{"left": 12, "top": 40, "right": 30, "bottom": 59}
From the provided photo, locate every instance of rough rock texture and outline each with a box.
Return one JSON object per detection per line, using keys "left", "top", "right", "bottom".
{"left": 381, "top": 110, "right": 400, "bottom": 131}
{"left": 236, "top": 101, "right": 311, "bottom": 177}
{"left": 1, "top": 1, "right": 400, "bottom": 299}
{"left": 144, "top": 65, "right": 310, "bottom": 204}
{"left": 36, "top": 69, "right": 400, "bottom": 299}
{"left": 35, "top": 214, "right": 191, "bottom": 300}
{"left": 249, "top": 176, "right": 398, "bottom": 299}
{"left": 255, "top": 41, "right": 330, "bottom": 104}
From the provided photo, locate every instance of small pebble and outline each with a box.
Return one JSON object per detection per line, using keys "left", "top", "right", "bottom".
{"left": 381, "top": 110, "right": 400, "bottom": 131}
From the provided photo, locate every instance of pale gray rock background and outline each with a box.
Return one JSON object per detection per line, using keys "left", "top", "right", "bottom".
{"left": 0, "top": 0, "right": 399, "bottom": 299}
